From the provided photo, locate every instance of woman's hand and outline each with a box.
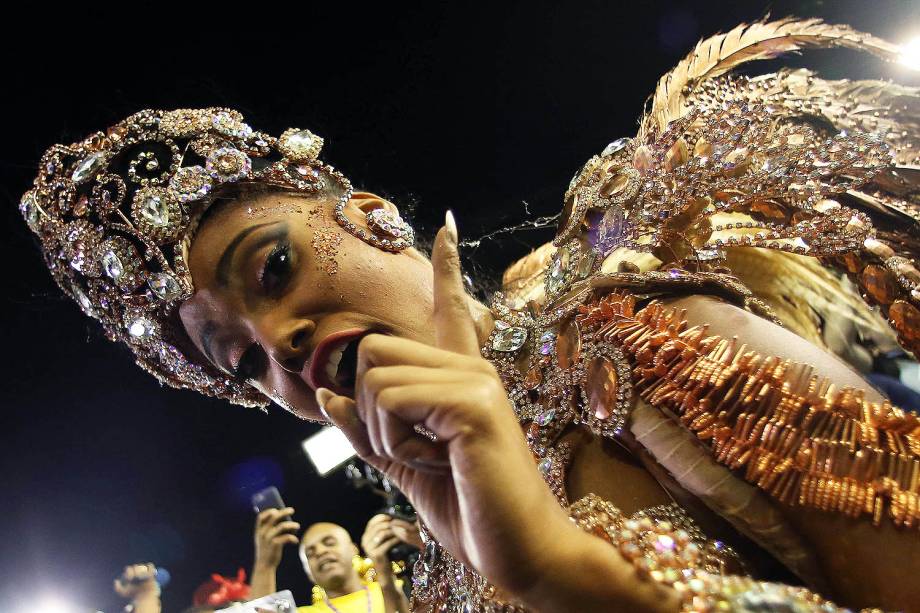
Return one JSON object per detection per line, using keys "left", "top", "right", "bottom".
{"left": 317, "top": 213, "right": 575, "bottom": 599}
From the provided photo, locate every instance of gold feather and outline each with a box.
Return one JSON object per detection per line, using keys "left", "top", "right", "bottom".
{"left": 640, "top": 17, "right": 901, "bottom": 137}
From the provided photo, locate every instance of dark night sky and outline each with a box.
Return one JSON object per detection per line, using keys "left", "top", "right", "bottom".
{"left": 3, "top": 2, "right": 919, "bottom": 611}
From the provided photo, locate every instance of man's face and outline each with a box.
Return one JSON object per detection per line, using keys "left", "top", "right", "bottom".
{"left": 300, "top": 523, "right": 358, "bottom": 589}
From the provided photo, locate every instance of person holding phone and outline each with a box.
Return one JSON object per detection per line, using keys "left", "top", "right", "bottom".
{"left": 114, "top": 563, "right": 162, "bottom": 613}
{"left": 249, "top": 507, "right": 410, "bottom": 613}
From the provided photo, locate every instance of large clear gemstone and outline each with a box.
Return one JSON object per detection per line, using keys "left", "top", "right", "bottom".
{"left": 538, "top": 457, "right": 553, "bottom": 474}
{"left": 127, "top": 317, "right": 156, "bottom": 339}
{"left": 285, "top": 130, "right": 314, "bottom": 155}
{"left": 602, "top": 137, "right": 630, "bottom": 157}
{"left": 545, "top": 249, "right": 570, "bottom": 295}
{"left": 102, "top": 249, "right": 124, "bottom": 280}
{"left": 72, "top": 284, "right": 95, "bottom": 317}
{"left": 71, "top": 152, "right": 108, "bottom": 183}
{"left": 491, "top": 324, "right": 528, "bottom": 352}
{"left": 20, "top": 192, "right": 40, "bottom": 230}
{"left": 148, "top": 273, "right": 181, "bottom": 300}
{"left": 140, "top": 193, "right": 170, "bottom": 227}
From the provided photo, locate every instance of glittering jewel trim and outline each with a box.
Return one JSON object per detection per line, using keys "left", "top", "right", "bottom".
{"left": 569, "top": 493, "right": 848, "bottom": 612}
{"left": 579, "top": 290, "right": 920, "bottom": 529}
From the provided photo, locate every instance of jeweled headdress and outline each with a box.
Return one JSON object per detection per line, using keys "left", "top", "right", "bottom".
{"left": 19, "top": 108, "right": 359, "bottom": 407}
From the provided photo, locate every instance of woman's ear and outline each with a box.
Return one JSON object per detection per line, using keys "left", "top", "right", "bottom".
{"left": 349, "top": 191, "right": 401, "bottom": 217}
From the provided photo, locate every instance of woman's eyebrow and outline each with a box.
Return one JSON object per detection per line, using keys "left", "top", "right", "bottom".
{"left": 215, "top": 221, "right": 282, "bottom": 286}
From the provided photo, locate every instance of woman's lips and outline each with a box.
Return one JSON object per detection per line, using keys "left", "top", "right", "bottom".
{"left": 307, "top": 328, "right": 367, "bottom": 393}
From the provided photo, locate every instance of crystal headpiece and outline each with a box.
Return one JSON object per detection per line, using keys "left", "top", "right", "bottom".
{"left": 20, "top": 108, "right": 353, "bottom": 407}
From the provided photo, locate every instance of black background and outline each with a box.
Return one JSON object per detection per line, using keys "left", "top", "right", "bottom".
{"left": 3, "top": 2, "right": 919, "bottom": 611}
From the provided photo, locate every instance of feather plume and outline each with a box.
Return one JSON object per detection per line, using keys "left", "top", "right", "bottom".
{"left": 640, "top": 17, "right": 901, "bottom": 137}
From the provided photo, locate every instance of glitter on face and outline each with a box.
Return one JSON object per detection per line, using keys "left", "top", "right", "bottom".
{"left": 312, "top": 228, "right": 343, "bottom": 274}
{"left": 306, "top": 206, "right": 343, "bottom": 275}
{"left": 246, "top": 203, "right": 303, "bottom": 219}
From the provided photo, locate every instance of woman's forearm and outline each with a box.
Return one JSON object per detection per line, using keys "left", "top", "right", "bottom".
{"left": 515, "top": 522, "right": 680, "bottom": 613}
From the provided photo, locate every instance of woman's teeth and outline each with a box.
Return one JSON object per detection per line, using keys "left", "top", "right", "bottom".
{"left": 324, "top": 345, "right": 346, "bottom": 385}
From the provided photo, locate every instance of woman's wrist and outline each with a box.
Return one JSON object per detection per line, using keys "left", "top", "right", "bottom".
{"left": 515, "top": 520, "right": 680, "bottom": 613}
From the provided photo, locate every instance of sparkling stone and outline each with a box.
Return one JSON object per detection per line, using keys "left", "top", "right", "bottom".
{"left": 457, "top": 591, "right": 472, "bottom": 613}
{"left": 890, "top": 300, "right": 920, "bottom": 346}
{"left": 170, "top": 166, "right": 213, "bottom": 202}
{"left": 74, "top": 194, "right": 89, "bottom": 216}
{"left": 20, "top": 192, "right": 41, "bottom": 230}
{"left": 524, "top": 367, "right": 543, "bottom": 390}
{"left": 491, "top": 325, "right": 528, "bottom": 352}
{"left": 69, "top": 242, "right": 90, "bottom": 272}
{"left": 545, "top": 249, "right": 570, "bottom": 295}
{"left": 72, "top": 285, "right": 95, "bottom": 317}
{"left": 127, "top": 317, "right": 156, "bottom": 339}
{"left": 536, "top": 409, "right": 556, "bottom": 426}
{"left": 556, "top": 318, "right": 582, "bottom": 369}
{"left": 596, "top": 205, "right": 627, "bottom": 255}
{"left": 285, "top": 130, "right": 315, "bottom": 155}
{"left": 140, "top": 193, "right": 170, "bottom": 227}
{"left": 602, "top": 137, "right": 630, "bottom": 157}
{"left": 422, "top": 541, "right": 438, "bottom": 571}
{"left": 668, "top": 268, "right": 684, "bottom": 278}
{"left": 148, "top": 273, "right": 181, "bottom": 300}
{"left": 538, "top": 457, "right": 553, "bottom": 474}
{"left": 860, "top": 264, "right": 898, "bottom": 305}
{"left": 577, "top": 251, "right": 596, "bottom": 278}
{"left": 586, "top": 357, "right": 618, "bottom": 420}
{"left": 71, "top": 151, "right": 108, "bottom": 183}
{"left": 102, "top": 249, "right": 124, "bottom": 280}
{"left": 654, "top": 534, "right": 676, "bottom": 552}
{"left": 538, "top": 330, "right": 556, "bottom": 355}
{"left": 600, "top": 172, "right": 631, "bottom": 198}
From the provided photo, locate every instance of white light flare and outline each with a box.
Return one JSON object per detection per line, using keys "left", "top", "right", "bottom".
{"left": 302, "top": 426, "right": 357, "bottom": 475}
{"left": 899, "top": 36, "right": 920, "bottom": 71}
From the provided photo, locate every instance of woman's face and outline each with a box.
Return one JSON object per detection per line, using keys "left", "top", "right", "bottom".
{"left": 179, "top": 189, "right": 436, "bottom": 421}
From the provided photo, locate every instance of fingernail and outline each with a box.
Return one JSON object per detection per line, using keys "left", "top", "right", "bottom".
{"left": 444, "top": 209, "right": 458, "bottom": 245}
{"left": 316, "top": 387, "right": 334, "bottom": 420}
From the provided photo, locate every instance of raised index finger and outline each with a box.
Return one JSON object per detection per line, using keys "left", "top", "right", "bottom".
{"left": 431, "top": 211, "right": 480, "bottom": 356}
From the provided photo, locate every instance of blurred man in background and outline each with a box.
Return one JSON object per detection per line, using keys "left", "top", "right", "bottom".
{"left": 250, "top": 509, "right": 414, "bottom": 613}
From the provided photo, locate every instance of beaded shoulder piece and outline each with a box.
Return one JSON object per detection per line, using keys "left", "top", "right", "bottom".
{"left": 580, "top": 290, "right": 920, "bottom": 529}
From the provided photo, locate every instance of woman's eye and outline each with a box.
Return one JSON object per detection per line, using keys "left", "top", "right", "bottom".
{"left": 259, "top": 241, "right": 293, "bottom": 293}
{"left": 233, "top": 344, "right": 267, "bottom": 382}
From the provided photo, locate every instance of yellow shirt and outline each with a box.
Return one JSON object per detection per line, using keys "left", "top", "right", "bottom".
{"left": 297, "top": 582, "right": 385, "bottom": 613}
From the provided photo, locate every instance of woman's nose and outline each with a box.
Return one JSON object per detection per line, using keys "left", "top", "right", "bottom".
{"left": 262, "top": 320, "right": 315, "bottom": 374}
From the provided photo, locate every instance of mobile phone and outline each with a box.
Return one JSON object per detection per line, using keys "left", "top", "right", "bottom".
{"left": 251, "top": 486, "right": 285, "bottom": 514}
{"left": 216, "top": 590, "right": 296, "bottom": 612}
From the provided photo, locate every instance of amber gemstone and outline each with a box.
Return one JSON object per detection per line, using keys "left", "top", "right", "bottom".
{"left": 860, "top": 264, "right": 899, "bottom": 305}
{"left": 556, "top": 318, "right": 582, "bottom": 369}
{"left": 586, "top": 357, "right": 618, "bottom": 420}
{"left": 74, "top": 194, "right": 89, "bottom": 216}
{"left": 889, "top": 300, "right": 920, "bottom": 345}
{"left": 841, "top": 253, "right": 862, "bottom": 274}
{"left": 524, "top": 367, "right": 543, "bottom": 390}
